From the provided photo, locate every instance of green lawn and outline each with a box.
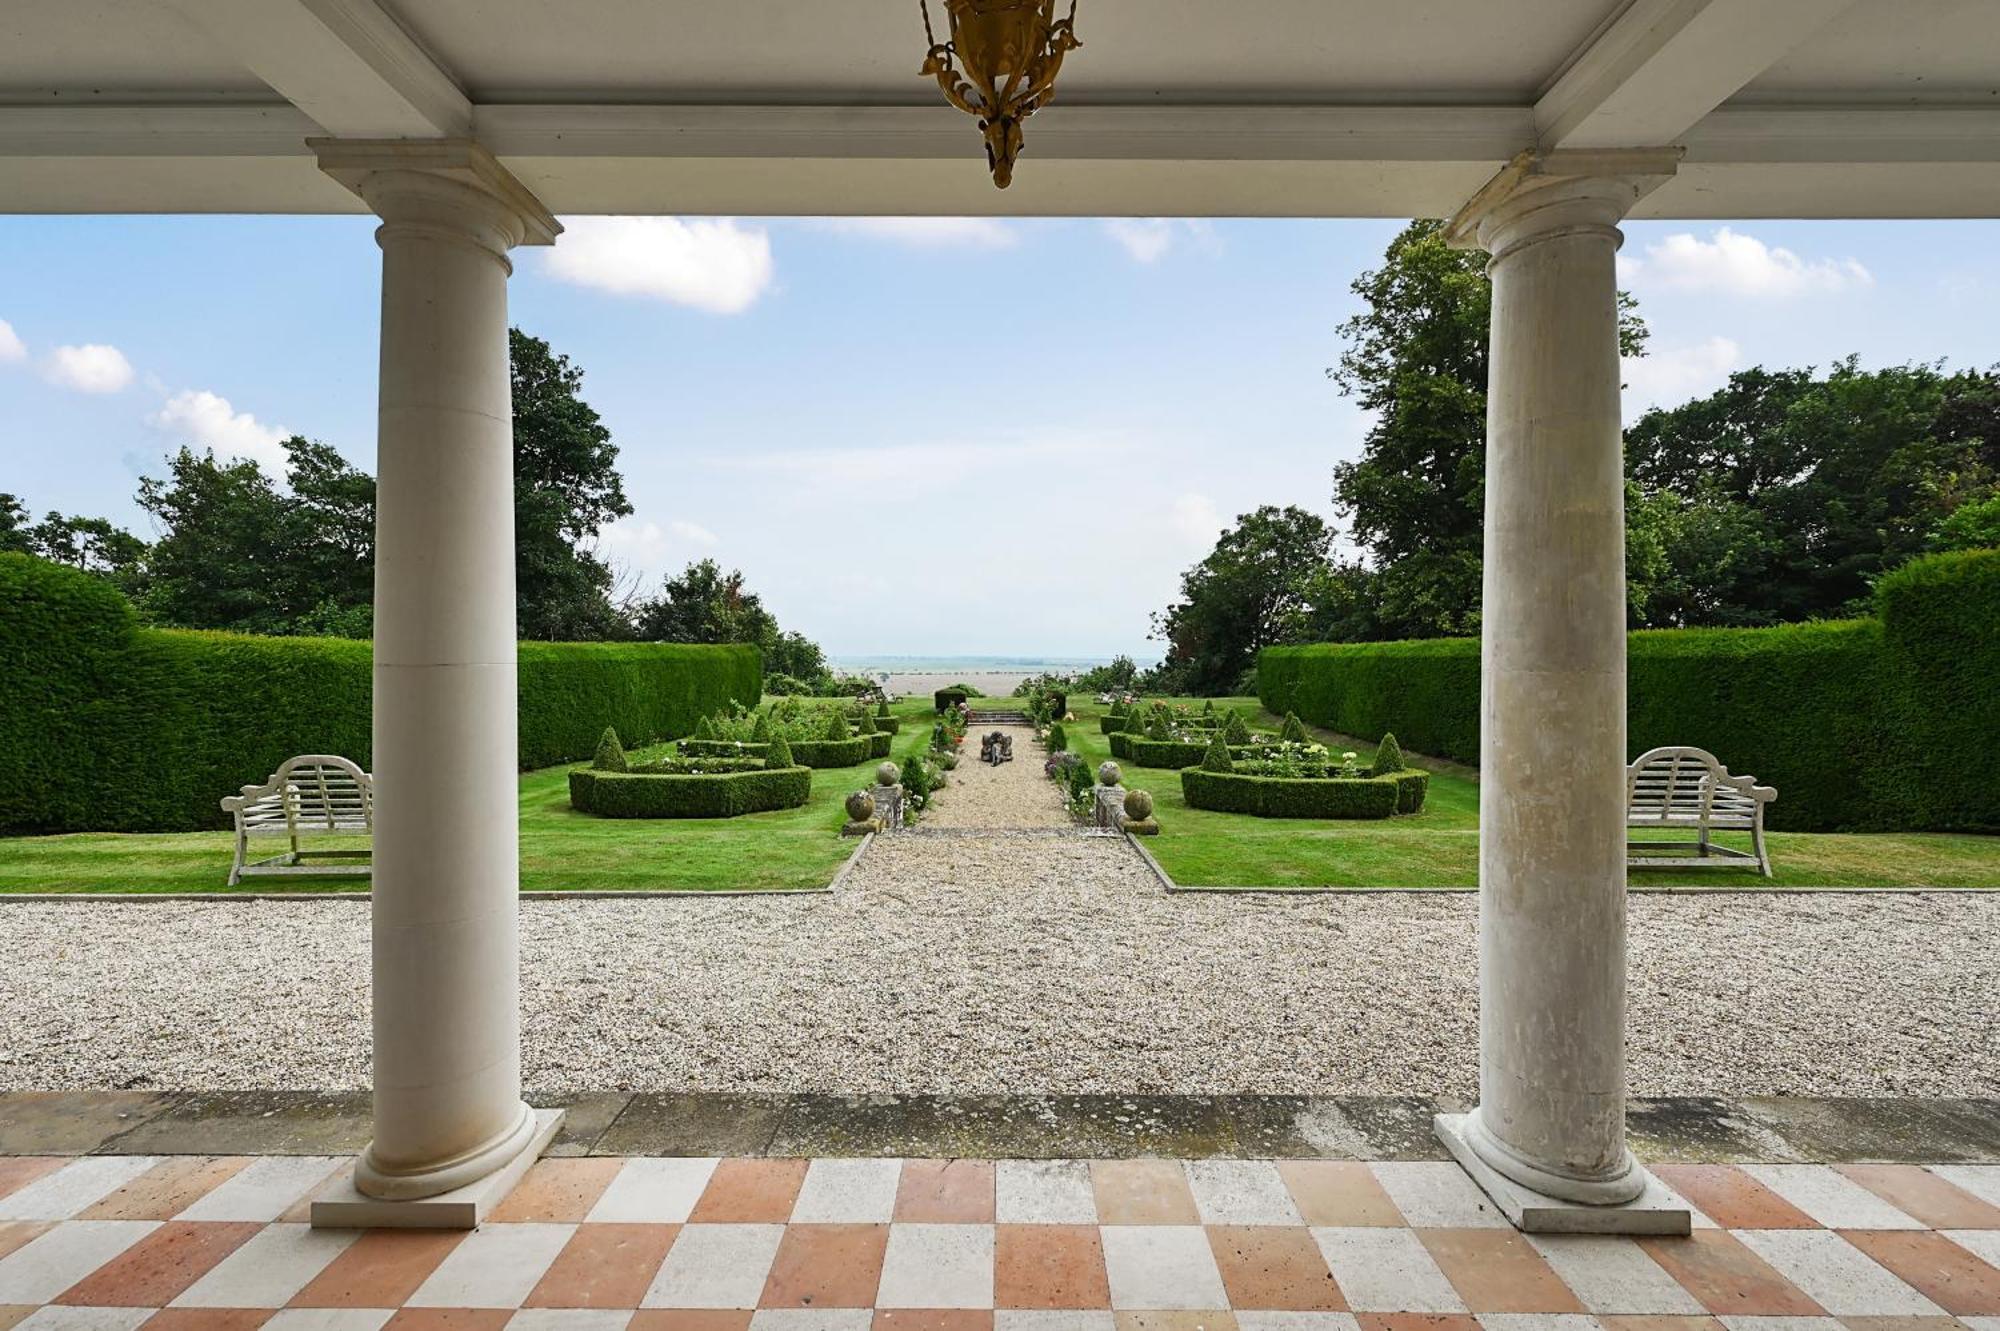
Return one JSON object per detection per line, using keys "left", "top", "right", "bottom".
{"left": 1066, "top": 695, "right": 2000, "bottom": 890}
{"left": 0, "top": 698, "right": 943, "bottom": 895}
{"left": 3, "top": 692, "right": 1995, "bottom": 893}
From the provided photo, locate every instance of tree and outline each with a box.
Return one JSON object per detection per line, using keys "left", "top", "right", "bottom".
{"left": 0, "top": 494, "right": 147, "bottom": 595}
{"left": 1328, "top": 220, "right": 1646, "bottom": 638}
{"left": 137, "top": 447, "right": 295, "bottom": 633}
{"left": 632, "top": 559, "right": 777, "bottom": 644}
{"left": 510, "top": 328, "right": 634, "bottom": 640}
{"left": 1151, "top": 505, "right": 1336, "bottom": 694}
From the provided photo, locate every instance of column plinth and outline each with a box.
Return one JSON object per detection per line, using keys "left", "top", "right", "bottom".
{"left": 1434, "top": 150, "right": 1691, "bottom": 1235}
{"left": 309, "top": 141, "right": 563, "bottom": 1227}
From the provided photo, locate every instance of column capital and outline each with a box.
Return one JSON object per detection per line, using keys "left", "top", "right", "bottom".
{"left": 1445, "top": 148, "right": 1681, "bottom": 261}
{"left": 312, "top": 138, "right": 561, "bottom": 262}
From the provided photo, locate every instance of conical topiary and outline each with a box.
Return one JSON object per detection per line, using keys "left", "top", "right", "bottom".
{"left": 593, "top": 726, "right": 628, "bottom": 772}
{"left": 876, "top": 699, "right": 891, "bottom": 718}
{"left": 823, "top": 708, "right": 850, "bottom": 741}
{"left": 1201, "top": 730, "right": 1234, "bottom": 773}
{"left": 1048, "top": 722, "right": 1067, "bottom": 753}
{"left": 1223, "top": 710, "right": 1252, "bottom": 744}
{"left": 694, "top": 714, "right": 717, "bottom": 741}
{"left": 751, "top": 712, "right": 771, "bottom": 742}
{"left": 1146, "top": 709, "right": 1172, "bottom": 740}
{"left": 856, "top": 710, "right": 878, "bottom": 735}
{"left": 1371, "top": 731, "right": 1406, "bottom": 776}
{"left": 1110, "top": 698, "right": 1128, "bottom": 718}
{"left": 1202, "top": 699, "right": 1215, "bottom": 716}
{"left": 1279, "top": 711, "right": 1309, "bottom": 744}
{"left": 765, "top": 734, "right": 794, "bottom": 769}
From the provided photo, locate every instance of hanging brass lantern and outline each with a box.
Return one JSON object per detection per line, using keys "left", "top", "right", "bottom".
{"left": 920, "top": 0, "right": 1081, "bottom": 188}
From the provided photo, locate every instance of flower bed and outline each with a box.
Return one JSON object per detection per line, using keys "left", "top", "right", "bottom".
{"left": 568, "top": 765, "right": 812, "bottom": 818}
{"left": 1181, "top": 768, "right": 1426, "bottom": 818}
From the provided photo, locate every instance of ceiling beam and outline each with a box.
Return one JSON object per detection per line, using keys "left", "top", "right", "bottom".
{"left": 161, "top": 0, "right": 469, "bottom": 138}
{"left": 1536, "top": 0, "right": 1861, "bottom": 150}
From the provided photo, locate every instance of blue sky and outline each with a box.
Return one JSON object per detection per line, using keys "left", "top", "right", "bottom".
{"left": 4, "top": 213, "right": 1998, "bottom": 660}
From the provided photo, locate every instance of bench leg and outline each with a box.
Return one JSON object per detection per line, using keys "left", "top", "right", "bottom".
{"left": 1753, "top": 821, "right": 1772, "bottom": 878}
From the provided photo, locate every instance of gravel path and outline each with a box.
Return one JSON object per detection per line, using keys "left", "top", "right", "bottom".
{"left": 921, "top": 725, "right": 1069, "bottom": 828}
{"left": 1, "top": 837, "right": 1993, "bottom": 1097}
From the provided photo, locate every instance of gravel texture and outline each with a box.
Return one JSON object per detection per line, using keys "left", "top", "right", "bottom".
{"left": 0, "top": 837, "right": 1993, "bottom": 1097}
{"left": 921, "top": 725, "right": 1070, "bottom": 829}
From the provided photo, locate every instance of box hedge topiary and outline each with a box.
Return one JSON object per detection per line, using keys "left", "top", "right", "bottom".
{"left": 934, "top": 687, "right": 968, "bottom": 711}
{"left": 764, "top": 734, "right": 794, "bottom": 770}
{"left": 593, "top": 727, "right": 629, "bottom": 772}
{"left": 568, "top": 765, "right": 811, "bottom": 818}
{"left": 786, "top": 735, "right": 873, "bottom": 768}
{"left": 1181, "top": 768, "right": 1403, "bottom": 818}
{"left": 1371, "top": 732, "right": 1405, "bottom": 776}
{"left": 1099, "top": 713, "right": 1130, "bottom": 734}
{"left": 0, "top": 553, "right": 760, "bottom": 833}
{"left": 1201, "top": 732, "right": 1234, "bottom": 773}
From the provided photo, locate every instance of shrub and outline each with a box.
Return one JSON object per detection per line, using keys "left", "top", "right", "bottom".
{"left": 1047, "top": 722, "right": 1067, "bottom": 753}
{"left": 1201, "top": 732, "right": 1234, "bottom": 773}
{"left": 694, "top": 715, "right": 718, "bottom": 740}
{"left": 1108, "top": 730, "right": 1133, "bottom": 760}
{"left": 822, "top": 708, "right": 851, "bottom": 741}
{"left": 1278, "top": 711, "right": 1310, "bottom": 743}
{"left": 876, "top": 699, "right": 891, "bottom": 718}
{"left": 1182, "top": 768, "right": 1402, "bottom": 818}
{"left": 765, "top": 734, "right": 794, "bottom": 769}
{"left": 568, "top": 766, "right": 810, "bottom": 818}
{"left": 764, "top": 672, "right": 813, "bottom": 696}
{"left": 856, "top": 710, "right": 878, "bottom": 735}
{"left": 1124, "top": 737, "right": 1215, "bottom": 769}
{"left": 751, "top": 712, "right": 772, "bottom": 742}
{"left": 1223, "top": 711, "right": 1252, "bottom": 744}
{"left": 593, "top": 727, "right": 629, "bottom": 772}
{"left": 787, "top": 735, "right": 873, "bottom": 768}
{"left": 1099, "top": 713, "right": 1129, "bottom": 734}
{"left": 1371, "top": 732, "right": 1405, "bottom": 776}
{"left": 935, "top": 687, "right": 970, "bottom": 710}
{"left": 679, "top": 739, "right": 769, "bottom": 759}
{"left": 867, "top": 731, "right": 893, "bottom": 759}
{"left": 1391, "top": 769, "right": 1429, "bottom": 814}
{"left": 1109, "top": 699, "right": 1128, "bottom": 718}
{"left": 0, "top": 555, "right": 761, "bottom": 833}
{"left": 1145, "top": 709, "right": 1172, "bottom": 740}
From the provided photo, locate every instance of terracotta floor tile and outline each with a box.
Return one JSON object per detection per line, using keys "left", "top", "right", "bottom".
{"left": 383, "top": 1311, "right": 515, "bottom": 1330}
{"left": 1638, "top": 1230, "right": 1826, "bottom": 1316}
{"left": 690, "top": 1159, "right": 812, "bottom": 1223}
{"left": 896, "top": 1161, "right": 998, "bottom": 1224}
{"left": 80, "top": 1157, "right": 252, "bottom": 1221}
{"left": 1091, "top": 1162, "right": 1200, "bottom": 1226}
{"left": 1841, "top": 1229, "right": 2000, "bottom": 1315}
{"left": 1419, "top": 1227, "right": 1583, "bottom": 1314}
{"left": 759, "top": 1222, "right": 890, "bottom": 1309}
{"left": 1275, "top": 1161, "right": 1403, "bottom": 1228}
{"left": 1839, "top": 1167, "right": 2000, "bottom": 1231}
{"left": 1354, "top": 1315, "right": 1483, "bottom": 1331}
{"left": 627, "top": 1313, "right": 755, "bottom": 1331}
{"left": 995, "top": 1224, "right": 1111, "bottom": 1310}
{"left": 525, "top": 1221, "right": 679, "bottom": 1309}
{"left": 55, "top": 1219, "right": 261, "bottom": 1307}
{"left": 1112, "top": 1314, "right": 1237, "bottom": 1331}
{"left": 0, "top": 1222, "right": 53, "bottom": 1264}
{"left": 140, "top": 1311, "right": 272, "bottom": 1330}
{"left": 876, "top": 1312, "right": 996, "bottom": 1331}
{"left": 1597, "top": 1319, "right": 1726, "bottom": 1331}
{"left": 1204, "top": 1225, "right": 1344, "bottom": 1312}
{"left": 491, "top": 1157, "right": 626, "bottom": 1223}
{"left": 1652, "top": 1165, "right": 1820, "bottom": 1229}
{"left": 0, "top": 1160, "right": 67, "bottom": 1206}
{"left": 288, "top": 1227, "right": 468, "bottom": 1307}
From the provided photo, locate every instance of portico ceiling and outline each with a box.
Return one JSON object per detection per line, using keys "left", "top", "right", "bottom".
{"left": 2, "top": 0, "right": 1997, "bottom": 217}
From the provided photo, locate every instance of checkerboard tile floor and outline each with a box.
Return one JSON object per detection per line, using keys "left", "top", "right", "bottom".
{"left": 1, "top": 1154, "right": 1997, "bottom": 1329}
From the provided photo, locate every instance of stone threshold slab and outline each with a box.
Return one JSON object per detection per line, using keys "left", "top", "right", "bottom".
{"left": 4, "top": 1091, "right": 1998, "bottom": 1163}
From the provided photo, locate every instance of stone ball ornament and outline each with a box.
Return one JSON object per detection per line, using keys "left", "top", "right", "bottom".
{"left": 876, "top": 761, "right": 901, "bottom": 787}
{"left": 1123, "top": 788, "right": 1154, "bottom": 820}
{"left": 845, "top": 790, "right": 876, "bottom": 823}
{"left": 1098, "top": 761, "right": 1122, "bottom": 787}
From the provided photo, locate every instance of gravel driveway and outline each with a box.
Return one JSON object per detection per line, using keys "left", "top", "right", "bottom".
{"left": 1, "top": 835, "right": 1993, "bottom": 1098}
{"left": 921, "top": 725, "right": 1068, "bottom": 828}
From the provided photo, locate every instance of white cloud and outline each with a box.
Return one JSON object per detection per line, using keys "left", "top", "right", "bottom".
{"left": 0, "top": 319, "right": 25, "bottom": 364}
{"left": 148, "top": 388, "right": 289, "bottom": 470}
{"left": 668, "top": 519, "right": 719, "bottom": 547}
{"left": 42, "top": 343, "right": 134, "bottom": 394}
{"left": 1622, "top": 336, "right": 1742, "bottom": 414}
{"left": 545, "top": 217, "right": 775, "bottom": 314}
{"left": 1623, "top": 227, "right": 1873, "bottom": 297}
{"left": 817, "top": 217, "right": 1017, "bottom": 249}
{"left": 1102, "top": 218, "right": 1219, "bottom": 264}
{"left": 1170, "top": 493, "right": 1224, "bottom": 549}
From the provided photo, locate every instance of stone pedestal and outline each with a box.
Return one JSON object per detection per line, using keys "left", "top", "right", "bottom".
{"left": 870, "top": 784, "right": 905, "bottom": 831}
{"left": 1092, "top": 786, "right": 1126, "bottom": 831}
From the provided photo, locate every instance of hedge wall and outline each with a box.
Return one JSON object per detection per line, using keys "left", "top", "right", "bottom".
{"left": 1182, "top": 769, "right": 1406, "bottom": 819}
{"left": 1258, "top": 548, "right": 2000, "bottom": 833}
{"left": 568, "top": 766, "right": 811, "bottom": 818}
{"left": 0, "top": 554, "right": 760, "bottom": 834}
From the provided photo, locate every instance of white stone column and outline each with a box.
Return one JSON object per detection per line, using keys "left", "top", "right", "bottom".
{"left": 312, "top": 142, "right": 562, "bottom": 1224}
{"left": 1434, "top": 151, "right": 1688, "bottom": 1234}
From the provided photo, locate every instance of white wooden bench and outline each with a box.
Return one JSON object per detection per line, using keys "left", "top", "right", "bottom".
{"left": 220, "top": 754, "right": 373, "bottom": 886}
{"left": 1627, "top": 746, "right": 1776, "bottom": 877}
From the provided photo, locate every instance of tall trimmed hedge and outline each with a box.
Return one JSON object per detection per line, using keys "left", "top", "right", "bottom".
{"left": 1258, "top": 548, "right": 2000, "bottom": 833}
{"left": 0, "top": 554, "right": 759, "bottom": 834}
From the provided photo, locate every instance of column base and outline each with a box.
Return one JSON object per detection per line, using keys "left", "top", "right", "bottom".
{"left": 1435, "top": 1112, "right": 1690, "bottom": 1235}
{"left": 311, "top": 1107, "right": 563, "bottom": 1229}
